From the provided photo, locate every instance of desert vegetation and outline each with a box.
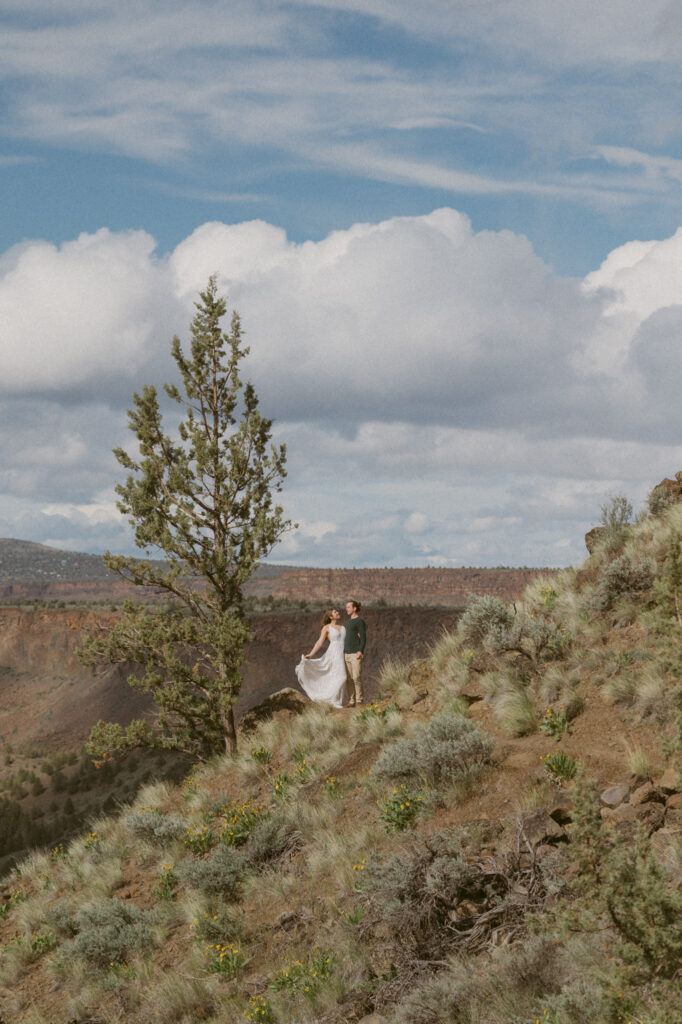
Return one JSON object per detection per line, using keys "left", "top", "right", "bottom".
{"left": 0, "top": 484, "right": 681, "bottom": 1022}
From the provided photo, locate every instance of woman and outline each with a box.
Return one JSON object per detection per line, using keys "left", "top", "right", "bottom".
{"left": 295, "top": 608, "right": 349, "bottom": 708}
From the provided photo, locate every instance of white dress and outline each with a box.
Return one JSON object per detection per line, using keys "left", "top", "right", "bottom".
{"left": 295, "top": 625, "right": 349, "bottom": 708}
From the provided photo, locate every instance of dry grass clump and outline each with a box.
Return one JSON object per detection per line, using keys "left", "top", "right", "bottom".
{"left": 621, "top": 740, "right": 653, "bottom": 778}
{"left": 386, "top": 936, "right": 570, "bottom": 1024}
{"left": 492, "top": 686, "right": 537, "bottom": 737}
{"left": 428, "top": 629, "right": 471, "bottom": 690}
{"left": 138, "top": 967, "right": 218, "bottom": 1024}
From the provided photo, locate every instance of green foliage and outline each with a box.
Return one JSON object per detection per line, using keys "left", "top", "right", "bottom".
{"left": 189, "top": 906, "right": 242, "bottom": 945}
{"left": 177, "top": 844, "right": 245, "bottom": 897}
{"left": 249, "top": 746, "right": 272, "bottom": 765}
{"left": 79, "top": 277, "right": 293, "bottom": 759}
{"left": 270, "top": 949, "right": 333, "bottom": 993}
{"left": 245, "top": 994, "right": 275, "bottom": 1022}
{"left": 357, "top": 700, "right": 396, "bottom": 721}
{"left": 203, "top": 940, "right": 249, "bottom": 977}
{"left": 539, "top": 706, "right": 568, "bottom": 739}
{"left": 181, "top": 823, "right": 216, "bottom": 855}
{"left": 272, "top": 772, "right": 290, "bottom": 800}
{"left": 540, "top": 750, "right": 577, "bottom": 784}
{"left": 68, "top": 899, "right": 158, "bottom": 968}
{"left": 377, "top": 784, "right": 422, "bottom": 832}
{"left": 373, "top": 712, "right": 494, "bottom": 788}
{"left": 153, "top": 863, "right": 178, "bottom": 901}
{"left": 218, "top": 798, "right": 265, "bottom": 846}
{"left": 554, "top": 771, "right": 682, "bottom": 998}
{"left": 604, "top": 829, "right": 682, "bottom": 980}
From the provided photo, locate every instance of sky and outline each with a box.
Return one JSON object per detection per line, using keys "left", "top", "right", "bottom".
{"left": 2, "top": 1, "right": 682, "bottom": 569}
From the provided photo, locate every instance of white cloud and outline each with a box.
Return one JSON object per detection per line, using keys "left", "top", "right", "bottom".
{"left": 3, "top": 1, "right": 682, "bottom": 209}
{"left": 2, "top": 209, "right": 682, "bottom": 565}
{"left": 0, "top": 228, "right": 177, "bottom": 394}
{"left": 404, "top": 512, "right": 429, "bottom": 534}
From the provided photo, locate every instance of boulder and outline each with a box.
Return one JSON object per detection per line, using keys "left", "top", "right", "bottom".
{"left": 630, "top": 782, "right": 665, "bottom": 806}
{"left": 239, "top": 687, "right": 309, "bottom": 733}
{"left": 543, "top": 788, "right": 575, "bottom": 825}
{"left": 604, "top": 801, "right": 665, "bottom": 837}
{"left": 649, "top": 472, "right": 682, "bottom": 512}
{"left": 521, "top": 810, "right": 566, "bottom": 847}
{"left": 600, "top": 783, "right": 630, "bottom": 808}
{"left": 656, "top": 766, "right": 679, "bottom": 794}
{"left": 458, "top": 679, "right": 486, "bottom": 704}
{"left": 585, "top": 526, "right": 605, "bottom": 554}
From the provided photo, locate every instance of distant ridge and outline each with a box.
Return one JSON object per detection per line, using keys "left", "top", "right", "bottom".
{"left": 0, "top": 538, "right": 299, "bottom": 585}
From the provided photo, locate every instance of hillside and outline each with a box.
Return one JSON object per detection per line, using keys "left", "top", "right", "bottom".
{"left": 0, "top": 498, "right": 681, "bottom": 1023}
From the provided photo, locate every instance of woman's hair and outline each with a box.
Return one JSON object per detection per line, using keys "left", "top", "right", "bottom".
{"left": 321, "top": 608, "right": 337, "bottom": 626}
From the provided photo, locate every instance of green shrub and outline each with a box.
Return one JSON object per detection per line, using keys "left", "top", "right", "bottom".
{"left": 364, "top": 829, "right": 524, "bottom": 963}
{"left": 189, "top": 906, "right": 242, "bottom": 945}
{"left": 244, "top": 810, "right": 303, "bottom": 868}
{"left": 43, "top": 901, "right": 78, "bottom": 937}
{"left": 387, "top": 937, "right": 566, "bottom": 1024}
{"left": 377, "top": 784, "right": 422, "bottom": 832}
{"left": 591, "top": 555, "right": 654, "bottom": 612}
{"left": 539, "top": 706, "right": 568, "bottom": 739}
{"left": 459, "top": 596, "right": 513, "bottom": 646}
{"left": 541, "top": 750, "right": 577, "bottom": 784}
{"left": 124, "top": 809, "right": 186, "bottom": 845}
{"left": 68, "top": 899, "right": 158, "bottom": 967}
{"left": 597, "top": 493, "right": 633, "bottom": 556}
{"left": 373, "top": 712, "right": 493, "bottom": 788}
{"left": 218, "top": 799, "right": 266, "bottom": 847}
{"left": 459, "top": 596, "right": 570, "bottom": 664}
{"left": 178, "top": 844, "right": 245, "bottom": 898}
{"left": 604, "top": 829, "right": 682, "bottom": 981}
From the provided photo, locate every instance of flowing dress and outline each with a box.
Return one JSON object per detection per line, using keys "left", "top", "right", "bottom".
{"left": 295, "top": 625, "right": 349, "bottom": 708}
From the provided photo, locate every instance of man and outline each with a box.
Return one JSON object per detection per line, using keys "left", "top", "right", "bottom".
{"left": 344, "top": 599, "right": 366, "bottom": 707}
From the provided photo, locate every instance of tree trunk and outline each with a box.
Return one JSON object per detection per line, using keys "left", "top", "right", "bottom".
{"left": 221, "top": 704, "right": 238, "bottom": 756}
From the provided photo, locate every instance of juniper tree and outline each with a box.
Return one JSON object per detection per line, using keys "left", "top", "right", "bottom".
{"left": 80, "top": 277, "right": 291, "bottom": 758}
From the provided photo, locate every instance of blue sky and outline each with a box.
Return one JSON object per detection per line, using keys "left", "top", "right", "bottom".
{"left": 2, "top": 0, "right": 682, "bottom": 568}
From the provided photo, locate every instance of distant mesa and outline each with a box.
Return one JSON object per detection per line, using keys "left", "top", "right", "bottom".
{"left": 0, "top": 537, "right": 553, "bottom": 608}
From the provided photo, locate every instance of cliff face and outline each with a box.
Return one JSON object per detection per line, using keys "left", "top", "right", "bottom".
{"left": 246, "top": 566, "right": 551, "bottom": 606}
{"left": 0, "top": 606, "right": 460, "bottom": 752}
{"left": 0, "top": 566, "right": 550, "bottom": 606}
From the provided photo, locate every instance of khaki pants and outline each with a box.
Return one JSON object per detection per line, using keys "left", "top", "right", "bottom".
{"left": 344, "top": 653, "right": 364, "bottom": 705}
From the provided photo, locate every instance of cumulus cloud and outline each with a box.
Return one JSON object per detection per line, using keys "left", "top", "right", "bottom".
{"left": 0, "top": 228, "right": 178, "bottom": 395}
{"left": 2, "top": 209, "right": 682, "bottom": 565}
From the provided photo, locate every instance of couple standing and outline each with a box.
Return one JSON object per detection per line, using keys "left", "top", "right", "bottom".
{"left": 295, "top": 600, "right": 366, "bottom": 709}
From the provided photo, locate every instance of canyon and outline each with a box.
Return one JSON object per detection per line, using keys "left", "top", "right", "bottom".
{"left": 0, "top": 605, "right": 464, "bottom": 751}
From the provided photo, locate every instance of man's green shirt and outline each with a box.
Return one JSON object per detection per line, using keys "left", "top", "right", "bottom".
{"left": 344, "top": 616, "right": 366, "bottom": 655}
